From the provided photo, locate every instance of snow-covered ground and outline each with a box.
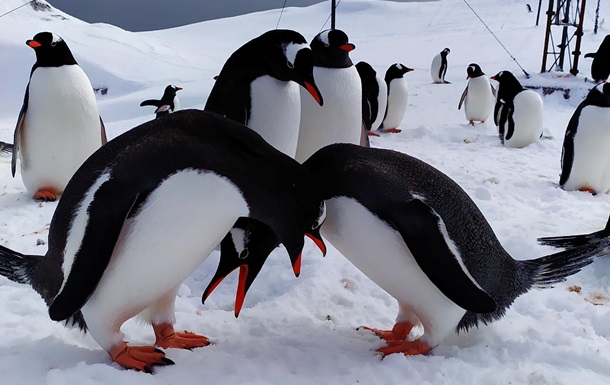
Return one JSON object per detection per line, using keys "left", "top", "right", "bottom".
{"left": 0, "top": 0, "right": 609, "bottom": 383}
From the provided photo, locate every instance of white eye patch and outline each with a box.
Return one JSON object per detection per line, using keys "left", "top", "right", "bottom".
{"left": 283, "top": 42, "right": 309, "bottom": 67}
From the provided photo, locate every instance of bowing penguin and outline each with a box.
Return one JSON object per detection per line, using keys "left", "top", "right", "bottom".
{"left": 355, "top": 61, "right": 387, "bottom": 138}
{"left": 379, "top": 63, "right": 414, "bottom": 134}
{"left": 140, "top": 85, "right": 183, "bottom": 118}
{"left": 205, "top": 29, "right": 323, "bottom": 157}
{"left": 295, "top": 29, "right": 362, "bottom": 163}
{"left": 559, "top": 82, "right": 610, "bottom": 194}
{"left": 491, "top": 70, "right": 543, "bottom": 148}
{"left": 430, "top": 48, "right": 450, "bottom": 84}
{"left": 584, "top": 35, "right": 610, "bottom": 83}
{"left": 13, "top": 32, "right": 107, "bottom": 201}
{"left": 0, "top": 110, "right": 326, "bottom": 372}
{"left": 458, "top": 63, "right": 496, "bottom": 125}
{"left": 303, "top": 143, "right": 601, "bottom": 356}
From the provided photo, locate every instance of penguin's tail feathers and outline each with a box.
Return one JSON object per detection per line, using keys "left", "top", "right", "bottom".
{"left": 537, "top": 215, "right": 610, "bottom": 249}
{"left": 0, "top": 244, "right": 37, "bottom": 285}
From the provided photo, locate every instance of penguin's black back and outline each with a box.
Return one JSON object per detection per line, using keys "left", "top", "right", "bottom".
{"left": 355, "top": 61, "right": 380, "bottom": 131}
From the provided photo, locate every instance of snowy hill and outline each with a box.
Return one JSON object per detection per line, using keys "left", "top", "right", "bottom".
{"left": 0, "top": 0, "right": 609, "bottom": 383}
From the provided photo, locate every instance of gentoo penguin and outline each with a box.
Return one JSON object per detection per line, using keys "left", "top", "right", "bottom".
{"left": 0, "top": 110, "right": 326, "bottom": 372}
{"left": 558, "top": 82, "right": 610, "bottom": 194}
{"left": 458, "top": 63, "right": 496, "bottom": 125}
{"left": 13, "top": 32, "right": 107, "bottom": 201}
{"left": 303, "top": 143, "right": 601, "bottom": 356}
{"left": 205, "top": 29, "right": 323, "bottom": 157}
{"left": 355, "top": 61, "right": 388, "bottom": 139}
{"left": 294, "top": 29, "right": 362, "bottom": 163}
{"left": 140, "top": 85, "right": 183, "bottom": 118}
{"left": 430, "top": 48, "right": 450, "bottom": 84}
{"left": 379, "top": 63, "right": 414, "bottom": 134}
{"left": 584, "top": 35, "right": 610, "bottom": 83}
{"left": 491, "top": 70, "right": 543, "bottom": 148}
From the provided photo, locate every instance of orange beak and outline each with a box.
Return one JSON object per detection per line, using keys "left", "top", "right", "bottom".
{"left": 340, "top": 43, "right": 355, "bottom": 52}
{"left": 306, "top": 233, "right": 327, "bottom": 256}
{"left": 27, "top": 40, "right": 41, "bottom": 48}
{"left": 305, "top": 82, "right": 323, "bottom": 106}
{"left": 234, "top": 265, "right": 249, "bottom": 317}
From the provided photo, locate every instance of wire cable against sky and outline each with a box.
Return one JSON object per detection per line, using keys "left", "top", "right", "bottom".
{"left": 0, "top": 0, "right": 34, "bottom": 19}
{"left": 275, "top": 0, "right": 289, "bottom": 29}
{"left": 462, "top": 0, "right": 530, "bottom": 78}
{"left": 319, "top": 0, "right": 342, "bottom": 32}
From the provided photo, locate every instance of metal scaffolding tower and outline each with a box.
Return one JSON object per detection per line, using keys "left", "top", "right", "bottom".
{"left": 541, "top": 0, "right": 587, "bottom": 75}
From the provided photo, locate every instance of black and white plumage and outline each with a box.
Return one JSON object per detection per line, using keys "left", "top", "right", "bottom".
{"left": 140, "top": 85, "right": 183, "bottom": 118}
{"left": 304, "top": 143, "right": 602, "bottom": 356}
{"left": 584, "top": 35, "right": 610, "bottom": 83}
{"left": 458, "top": 63, "right": 496, "bottom": 125}
{"left": 559, "top": 82, "right": 610, "bottom": 194}
{"left": 0, "top": 110, "right": 326, "bottom": 372}
{"left": 379, "top": 63, "right": 413, "bottom": 134}
{"left": 430, "top": 48, "right": 450, "bottom": 84}
{"left": 13, "top": 32, "right": 107, "bottom": 201}
{"left": 205, "top": 29, "right": 322, "bottom": 157}
{"left": 355, "top": 61, "right": 387, "bottom": 135}
{"left": 491, "top": 70, "right": 543, "bottom": 148}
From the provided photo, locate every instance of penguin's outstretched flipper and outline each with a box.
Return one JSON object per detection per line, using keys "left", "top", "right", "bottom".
{"left": 140, "top": 99, "right": 162, "bottom": 108}
{"left": 538, "top": 215, "right": 610, "bottom": 249}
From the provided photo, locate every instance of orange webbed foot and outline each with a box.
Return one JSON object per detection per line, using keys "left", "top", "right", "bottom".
{"left": 377, "top": 339, "right": 432, "bottom": 356}
{"left": 360, "top": 321, "right": 414, "bottom": 342}
{"left": 381, "top": 127, "right": 402, "bottom": 134}
{"left": 367, "top": 131, "right": 381, "bottom": 137}
{"left": 154, "top": 323, "right": 210, "bottom": 349}
{"left": 109, "top": 342, "right": 174, "bottom": 373}
{"left": 469, "top": 120, "right": 475, "bottom": 126}
{"left": 33, "top": 190, "right": 58, "bottom": 201}
{"left": 577, "top": 186, "right": 597, "bottom": 194}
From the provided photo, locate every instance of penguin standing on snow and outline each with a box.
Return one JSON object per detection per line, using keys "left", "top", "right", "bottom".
{"left": 491, "top": 70, "right": 543, "bottom": 148}
{"left": 458, "top": 63, "right": 496, "bottom": 125}
{"left": 295, "top": 29, "right": 362, "bottom": 163}
{"left": 430, "top": 48, "right": 450, "bottom": 84}
{"left": 584, "top": 35, "right": 610, "bottom": 83}
{"left": 355, "top": 61, "right": 387, "bottom": 139}
{"left": 0, "top": 110, "right": 326, "bottom": 372}
{"left": 303, "top": 143, "right": 602, "bottom": 356}
{"left": 140, "top": 85, "right": 183, "bottom": 119}
{"left": 379, "top": 63, "right": 414, "bottom": 134}
{"left": 559, "top": 82, "right": 610, "bottom": 194}
{"left": 205, "top": 29, "right": 323, "bottom": 158}
{"left": 13, "top": 32, "right": 107, "bottom": 201}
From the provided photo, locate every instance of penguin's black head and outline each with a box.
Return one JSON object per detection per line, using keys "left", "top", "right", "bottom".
{"left": 441, "top": 48, "right": 451, "bottom": 57}
{"left": 162, "top": 84, "right": 183, "bottom": 98}
{"left": 26, "top": 32, "right": 77, "bottom": 67}
{"left": 355, "top": 61, "right": 376, "bottom": 80}
{"left": 466, "top": 63, "right": 484, "bottom": 79}
{"left": 490, "top": 70, "right": 524, "bottom": 101}
{"left": 310, "top": 29, "right": 355, "bottom": 68}
{"left": 384, "top": 63, "right": 414, "bottom": 83}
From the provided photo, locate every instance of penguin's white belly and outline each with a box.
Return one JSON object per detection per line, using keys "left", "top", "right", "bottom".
{"left": 248, "top": 76, "right": 301, "bottom": 157}
{"left": 503, "top": 90, "right": 543, "bottom": 148}
{"left": 321, "top": 197, "right": 466, "bottom": 346}
{"left": 172, "top": 95, "right": 180, "bottom": 112}
{"left": 382, "top": 78, "right": 408, "bottom": 129}
{"left": 295, "top": 66, "right": 362, "bottom": 163}
{"left": 21, "top": 66, "right": 102, "bottom": 195}
{"left": 563, "top": 106, "right": 610, "bottom": 193}
{"left": 464, "top": 77, "right": 494, "bottom": 122}
{"left": 80, "top": 170, "right": 248, "bottom": 349}
{"left": 430, "top": 55, "right": 442, "bottom": 83}
{"left": 372, "top": 76, "right": 388, "bottom": 131}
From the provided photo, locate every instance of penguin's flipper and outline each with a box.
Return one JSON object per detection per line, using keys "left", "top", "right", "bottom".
{"left": 12, "top": 86, "right": 29, "bottom": 177}
{"left": 48, "top": 180, "right": 142, "bottom": 321}
{"left": 458, "top": 87, "right": 468, "bottom": 110}
{"left": 386, "top": 198, "right": 496, "bottom": 313}
{"left": 490, "top": 84, "right": 497, "bottom": 98}
{"left": 140, "top": 99, "right": 162, "bottom": 107}
{"left": 100, "top": 117, "right": 108, "bottom": 144}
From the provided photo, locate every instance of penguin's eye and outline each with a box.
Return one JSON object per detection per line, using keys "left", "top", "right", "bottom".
{"left": 51, "top": 41, "right": 57, "bottom": 47}
{"left": 286, "top": 60, "right": 294, "bottom": 69}
{"left": 238, "top": 248, "right": 249, "bottom": 260}
{"left": 312, "top": 202, "right": 327, "bottom": 230}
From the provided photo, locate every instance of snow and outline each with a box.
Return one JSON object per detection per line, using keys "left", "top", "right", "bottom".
{"left": 0, "top": 0, "right": 609, "bottom": 383}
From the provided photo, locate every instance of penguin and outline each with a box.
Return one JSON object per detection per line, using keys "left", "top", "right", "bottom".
{"left": 584, "top": 35, "right": 610, "bottom": 83}
{"left": 303, "top": 143, "right": 601, "bottom": 356}
{"left": 491, "top": 70, "right": 543, "bottom": 148}
{"left": 0, "top": 110, "right": 326, "bottom": 372}
{"left": 204, "top": 29, "right": 323, "bottom": 158}
{"left": 379, "top": 63, "right": 414, "bottom": 134}
{"left": 430, "top": 48, "right": 450, "bottom": 84}
{"left": 355, "top": 61, "right": 388, "bottom": 137}
{"left": 295, "top": 29, "right": 362, "bottom": 163}
{"left": 12, "top": 32, "right": 107, "bottom": 201}
{"left": 0, "top": 141, "right": 13, "bottom": 155}
{"left": 140, "top": 85, "right": 183, "bottom": 118}
{"left": 558, "top": 82, "right": 610, "bottom": 194}
{"left": 458, "top": 63, "right": 496, "bottom": 125}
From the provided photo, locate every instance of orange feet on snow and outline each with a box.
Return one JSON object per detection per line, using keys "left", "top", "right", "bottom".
{"left": 361, "top": 321, "right": 415, "bottom": 342}
{"left": 153, "top": 323, "right": 211, "bottom": 349}
{"left": 109, "top": 342, "right": 174, "bottom": 373}
{"left": 377, "top": 339, "right": 432, "bottom": 356}
{"left": 380, "top": 127, "right": 402, "bottom": 134}
{"left": 469, "top": 120, "right": 475, "bottom": 126}
{"left": 33, "top": 189, "right": 58, "bottom": 201}
{"left": 577, "top": 186, "right": 597, "bottom": 194}
{"left": 367, "top": 131, "right": 381, "bottom": 137}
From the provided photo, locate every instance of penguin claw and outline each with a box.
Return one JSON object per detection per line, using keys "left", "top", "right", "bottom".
{"left": 360, "top": 322, "right": 414, "bottom": 342}
{"left": 33, "top": 190, "right": 58, "bottom": 201}
{"left": 154, "top": 323, "right": 211, "bottom": 349}
{"left": 109, "top": 342, "right": 172, "bottom": 373}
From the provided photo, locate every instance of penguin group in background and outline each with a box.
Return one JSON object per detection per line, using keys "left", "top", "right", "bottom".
{"left": 12, "top": 32, "right": 107, "bottom": 201}
{"left": 205, "top": 29, "right": 322, "bottom": 158}
{"left": 559, "top": 82, "right": 610, "bottom": 194}
{"left": 355, "top": 61, "right": 387, "bottom": 139}
{"left": 304, "top": 143, "right": 602, "bottom": 356}
{"left": 584, "top": 35, "right": 610, "bottom": 83}
{"left": 295, "top": 29, "right": 361, "bottom": 163}
{"left": 379, "top": 63, "right": 413, "bottom": 134}
{"left": 140, "top": 85, "right": 182, "bottom": 118}
{"left": 430, "top": 48, "right": 450, "bottom": 84}
{"left": 491, "top": 70, "right": 543, "bottom": 148}
{"left": 458, "top": 63, "right": 496, "bottom": 125}
{"left": 0, "top": 110, "right": 326, "bottom": 372}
